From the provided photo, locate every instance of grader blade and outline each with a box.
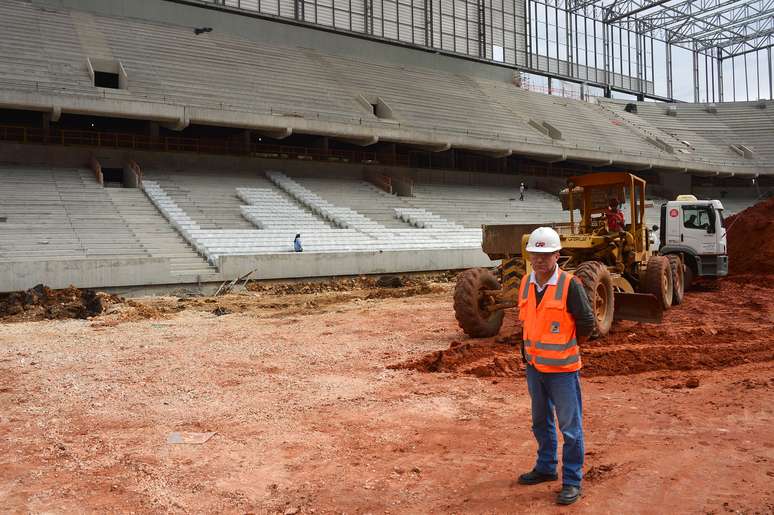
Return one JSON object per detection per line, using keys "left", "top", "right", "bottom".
{"left": 613, "top": 292, "right": 663, "bottom": 323}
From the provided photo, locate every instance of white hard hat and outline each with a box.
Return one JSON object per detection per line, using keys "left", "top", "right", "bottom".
{"left": 526, "top": 227, "right": 562, "bottom": 253}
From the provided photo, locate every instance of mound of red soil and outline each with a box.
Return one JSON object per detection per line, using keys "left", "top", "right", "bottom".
{"left": 725, "top": 196, "right": 774, "bottom": 275}
{"left": 393, "top": 277, "right": 774, "bottom": 378}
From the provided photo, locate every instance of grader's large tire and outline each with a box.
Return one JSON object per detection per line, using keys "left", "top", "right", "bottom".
{"left": 454, "top": 268, "right": 504, "bottom": 338}
{"left": 665, "top": 254, "right": 685, "bottom": 305}
{"left": 643, "top": 255, "right": 673, "bottom": 310}
{"left": 574, "top": 261, "right": 614, "bottom": 338}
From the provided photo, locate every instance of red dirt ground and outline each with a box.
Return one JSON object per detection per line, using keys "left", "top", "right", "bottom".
{"left": 395, "top": 275, "right": 774, "bottom": 379}
{"left": 1, "top": 275, "right": 772, "bottom": 513}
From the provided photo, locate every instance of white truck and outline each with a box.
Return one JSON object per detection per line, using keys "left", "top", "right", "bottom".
{"left": 656, "top": 194, "right": 729, "bottom": 286}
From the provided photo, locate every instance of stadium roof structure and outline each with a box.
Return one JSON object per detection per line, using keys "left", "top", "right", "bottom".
{"left": 558, "top": 0, "right": 773, "bottom": 57}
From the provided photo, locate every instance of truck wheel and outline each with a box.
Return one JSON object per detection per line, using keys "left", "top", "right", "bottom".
{"left": 453, "top": 268, "right": 504, "bottom": 338}
{"left": 574, "top": 261, "right": 614, "bottom": 338}
{"left": 643, "top": 256, "right": 673, "bottom": 310}
{"left": 666, "top": 255, "right": 685, "bottom": 305}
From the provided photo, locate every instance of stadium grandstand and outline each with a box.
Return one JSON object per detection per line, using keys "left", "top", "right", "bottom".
{"left": 0, "top": 0, "right": 772, "bottom": 292}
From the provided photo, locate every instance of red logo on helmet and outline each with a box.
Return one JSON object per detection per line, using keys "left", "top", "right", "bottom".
{"left": 535, "top": 241, "right": 545, "bottom": 247}
{"left": 669, "top": 209, "right": 678, "bottom": 218}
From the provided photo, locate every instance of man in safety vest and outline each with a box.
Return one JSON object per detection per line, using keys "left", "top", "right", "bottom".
{"left": 517, "top": 227, "right": 596, "bottom": 505}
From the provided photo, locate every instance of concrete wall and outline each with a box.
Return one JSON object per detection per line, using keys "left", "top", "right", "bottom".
{"left": 0, "top": 257, "right": 173, "bottom": 292}
{"left": 219, "top": 248, "right": 495, "bottom": 280}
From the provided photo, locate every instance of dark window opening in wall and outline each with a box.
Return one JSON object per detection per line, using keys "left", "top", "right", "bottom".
{"left": 369, "top": 97, "right": 394, "bottom": 119}
{"left": 94, "top": 71, "right": 120, "bottom": 89}
{"left": 101, "top": 168, "right": 123, "bottom": 187}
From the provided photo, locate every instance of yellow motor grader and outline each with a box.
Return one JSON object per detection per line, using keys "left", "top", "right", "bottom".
{"left": 453, "top": 172, "right": 683, "bottom": 338}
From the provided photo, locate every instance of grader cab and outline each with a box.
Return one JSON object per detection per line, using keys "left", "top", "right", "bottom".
{"left": 453, "top": 172, "right": 683, "bottom": 338}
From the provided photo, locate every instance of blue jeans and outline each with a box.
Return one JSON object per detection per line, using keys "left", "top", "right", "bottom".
{"left": 525, "top": 364, "right": 584, "bottom": 487}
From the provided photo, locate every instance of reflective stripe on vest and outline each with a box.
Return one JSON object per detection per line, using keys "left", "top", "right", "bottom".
{"left": 518, "top": 270, "right": 581, "bottom": 373}
{"left": 524, "top": 337, "right": 578, "bottom": 351}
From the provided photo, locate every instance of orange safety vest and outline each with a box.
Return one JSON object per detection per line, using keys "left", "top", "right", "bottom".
{"left": 518, "top": 269, "right": 581, "bottom": 373}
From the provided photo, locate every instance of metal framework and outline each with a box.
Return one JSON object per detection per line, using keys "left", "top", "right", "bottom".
{"left": 535, "top": 0, "right": 773, "bottom": 101}
{"left": 200, "top": 0, "right": 773, "bottom": 101}
{"left": 567, "top": 0, "right": 774, "bottom": 57}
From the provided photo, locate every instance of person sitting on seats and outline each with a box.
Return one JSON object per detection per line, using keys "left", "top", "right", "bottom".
{"left": 605, "top": 198, "right": 625, "bottom": 233}
{"left": 293, "top": 233, "right": 303, "bottom": 252}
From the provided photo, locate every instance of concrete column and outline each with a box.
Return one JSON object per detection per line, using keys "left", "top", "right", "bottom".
{"left": 148, "top": 121, "right": 160, "bottom": 138}
{"left": 42, "top": 112, "right": 51, "bottom": 143}
{"left": 242, "top": 130, "right": 252, "bottom": 153}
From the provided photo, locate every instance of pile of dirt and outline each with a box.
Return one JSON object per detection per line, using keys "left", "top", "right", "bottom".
{"left": 246, "top": 272, "right": 456, "bottom": 296}
{"left": 724, "top": 196, "right": 774, "bottom": 275}
{"left": 389, "top": 337, "right": 521, "bottom": 378}
{"left": 393, "top": 277, "right": 774, "bottom": 378}
{"left": 0, "top": 284, "right": 121, "bottom": 322}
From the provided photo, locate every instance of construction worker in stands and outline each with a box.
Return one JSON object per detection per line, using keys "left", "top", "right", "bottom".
{"left": 519, "top": 181, "right": 526, "bottom": 201}
{"left": 517, "top": 227, "right": 595, "bottom": 505}
{"left": 605, "top": 198, "right": 625, "bottom": 233}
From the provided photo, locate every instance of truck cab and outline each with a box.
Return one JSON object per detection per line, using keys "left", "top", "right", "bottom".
{"left": 658, "top": 195, "right": 728, "bottom": 282}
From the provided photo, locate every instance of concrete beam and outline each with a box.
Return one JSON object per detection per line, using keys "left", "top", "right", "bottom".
{"left": 570, "top": 157, "right": 613, "bottom": 167}
{"left": 401, "top": 142, "right": 452, "bottom": 152}
{"left": 0, "top": 89, "right": 183, "bottom": 124}
{"left": 528, "top": 153, "right": 567, "bottom": 164}
{"left": 473, "top": 149, "right": 513, "bottom": 159}
{"left": 256, "top": 127, "right": 293, "bottom": 139}
{"left": 338, "top": 135, "right": 379, "bottom": 146}
{"left": 1, "top": 88, "right": 765, "bottom": 178}
{"left": 162, "top": 113, "right": 190, "bottom": 131}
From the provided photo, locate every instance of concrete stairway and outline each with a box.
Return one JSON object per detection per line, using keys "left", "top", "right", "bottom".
{"left": 105, "top": 188, "right": 217, "bottom": 277}
{"left": 294, "top": 177, "right": 415, "bottom": 229}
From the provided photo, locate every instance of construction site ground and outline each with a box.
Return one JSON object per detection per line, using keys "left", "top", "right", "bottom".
{"left": 1, "top": 273, "right": 772, "bottom": 514}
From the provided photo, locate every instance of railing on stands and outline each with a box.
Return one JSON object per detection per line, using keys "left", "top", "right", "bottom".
{"left": 518, "top": 83, "right": 599, "bottom": 102}
{"left": 0, "top": 124, "right": 512, "bottom": 173}
{"left": 0, "top": 123, "right": 758, "bottom": 174}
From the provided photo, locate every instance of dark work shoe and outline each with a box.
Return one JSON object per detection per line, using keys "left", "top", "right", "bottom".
{"left": 517, "top": 469, "right": 559, "bottom": 485}
{"left": 557, "top": 485, "right": 582, "bottom": 505}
